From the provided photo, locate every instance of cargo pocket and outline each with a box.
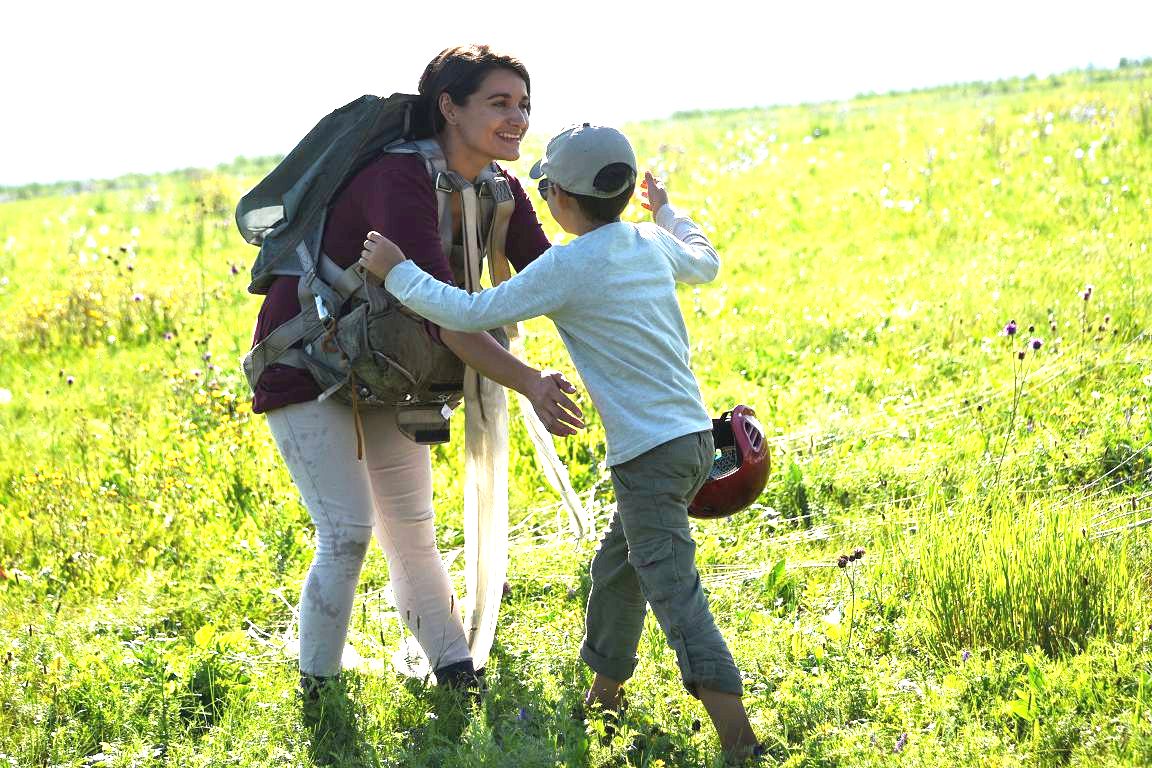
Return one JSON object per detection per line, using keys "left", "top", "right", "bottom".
{"left": 627, "top": 536, "right": 679, "bottom": 603}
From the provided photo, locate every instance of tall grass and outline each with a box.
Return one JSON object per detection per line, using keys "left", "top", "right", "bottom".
{"left": 916, "top": 491, "right": 1142, "bottom": 656}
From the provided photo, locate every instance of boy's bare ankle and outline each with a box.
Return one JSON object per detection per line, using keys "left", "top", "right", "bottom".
{"left": 584, "top": 674, "right": 623, "bottom": 712}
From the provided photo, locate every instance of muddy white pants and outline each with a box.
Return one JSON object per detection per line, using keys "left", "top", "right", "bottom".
{"left": 266, "top": 398, "right": 471, "bottom": 677}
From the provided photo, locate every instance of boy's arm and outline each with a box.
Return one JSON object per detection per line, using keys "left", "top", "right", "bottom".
{"left": 642, "top": 171, "right": 720, "bottom": 284}
{"left": 362, "top": 233, "right": 570, "bottom": 332}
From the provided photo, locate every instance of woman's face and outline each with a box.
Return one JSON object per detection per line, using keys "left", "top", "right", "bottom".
{"left": 443, "top": 68, "right": 530, "bottom": 164}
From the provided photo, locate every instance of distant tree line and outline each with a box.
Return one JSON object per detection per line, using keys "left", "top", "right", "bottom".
{"left": 0, "top": 155, "right": 282, "bottom": 204}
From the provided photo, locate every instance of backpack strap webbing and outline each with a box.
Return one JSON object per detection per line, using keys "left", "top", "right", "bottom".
{"left": 240, "top": 241, "right": 368, "bottom": 393}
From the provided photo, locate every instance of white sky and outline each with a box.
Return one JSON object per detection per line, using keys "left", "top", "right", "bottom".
{"left": 2, "top": 0, "right": 1149, "bottom": 186}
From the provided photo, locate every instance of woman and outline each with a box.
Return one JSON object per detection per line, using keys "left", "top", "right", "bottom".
{"left": 250, "top": 44, "right": 580, "bottom": 691}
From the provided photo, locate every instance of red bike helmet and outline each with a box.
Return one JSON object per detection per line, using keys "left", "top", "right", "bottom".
{"left": 689, "top": 405, "right": 770, "bottom": 519}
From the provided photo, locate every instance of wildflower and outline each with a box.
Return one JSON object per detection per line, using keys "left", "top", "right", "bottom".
{"left": 1017, "top": 350, "right": 1026, "bottom": 360}
{"left": 1003, "top": 320, "right": 1018, "bottom": 336}
{"left": 894, "top": 732, "right": 908, "bottom": 753}
{"left": 164, "top": 332, "right": 174, "bottom": 341}
{"left": 0, "top": 388, "right": 11, "bottom": 405}
{"left": 202, "top": 353, "right": 212, "bottom": 362}
{"left": 1030, "top": 338, "right": 1043, "bottom": 350}
{"left": 1082, "top": 285, "right": 1093, "bottom": 301}
{"left": 1143, "top": 374, "right": 1152, "bottom": 387}
{"left": 837, "top": 555, "right": 849, "bottom": 568}
{"left": 133, "top": 293, "right": 144, "bottom": 302}
{"left": 1028, "top": 325, "right": 1035, "bottom": 333}
{"left": 230, "top": 264, "right": 240, "bottom": 276}
{"left": 961, "top": 650, "right": 971, "bottom": 662}
{"left": 66, "top": 376, "right": 75, "bottom": 386}
{"left": 517, "top": 707, "right": 529, "bottom": 722}
{"left": 853, "top": 547, "right": 866, "bottom": 560}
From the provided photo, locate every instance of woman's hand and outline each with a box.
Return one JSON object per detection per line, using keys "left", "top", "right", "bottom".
{"left": 524, "top": 370, "right": 585, "bottom": 437}
{"left": 639, "top": 171, "right": 669, "bottom": 219}
{"left": 359, "top": 230, "right": 406, "bottom": 280}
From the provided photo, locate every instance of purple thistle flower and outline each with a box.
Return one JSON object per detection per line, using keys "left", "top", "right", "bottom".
{"left": 1003, "top": 320, "right": 1018, "bottom": 336}
{"left": 894, "top": 732, "right": 908, "bottom": 753}
{"left": 66, "top": 376, "right": 75, "bottom": 386}
{"left": 230, "top": 264, "right": 240, "bottom": 276}
{"left": 1030, "top": 338, "right": 1043, "bottom": 350}
{"left": 961, "top": 650, "right": 971, "bottom": 662}
{"left": 1082, "top": 284, "right": 1093, "bottom": 301}
{"left": 164, "top": 332, "right": 174, "bottom": 341}
{"left": 837, "top": 555, "right": 849, "bottom": 568}
{"left": 133, "top": 293, "right": 144, "bottom": 302}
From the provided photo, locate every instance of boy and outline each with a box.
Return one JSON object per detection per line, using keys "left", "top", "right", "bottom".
{"left": 359, "top": 123, "right": 762, "bottom": 761}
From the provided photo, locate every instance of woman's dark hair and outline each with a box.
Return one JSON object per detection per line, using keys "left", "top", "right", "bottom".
{"left": 565, "top": 163, "right": 637, "bottom": 224}
{"left": 416, "top": 44, "right": 531, "bottom": 135}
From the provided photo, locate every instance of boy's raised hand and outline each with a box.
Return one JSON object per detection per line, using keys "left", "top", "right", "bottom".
{"left": 639, "top": 171, "right": 669, "bottom": 219}
{"left": 359, "top": 231, "right": 406, "bottom": 280}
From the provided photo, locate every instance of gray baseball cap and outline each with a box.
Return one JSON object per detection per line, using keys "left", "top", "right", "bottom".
{"left": 529, "top": 123, "right": 637, "bottom": 198}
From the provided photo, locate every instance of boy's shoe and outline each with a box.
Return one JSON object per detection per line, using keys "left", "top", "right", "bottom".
{"left": 571, "top": 690, "right": 624, "bottom": 746}
{"left": 724, "top": 742, "right": 770, "bottom": 766}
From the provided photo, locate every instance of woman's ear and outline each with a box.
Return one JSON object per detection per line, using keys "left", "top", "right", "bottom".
{"left": 438, "top": 92, "right": 456, "bottom": 126}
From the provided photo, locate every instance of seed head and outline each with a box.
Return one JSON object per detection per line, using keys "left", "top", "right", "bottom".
{"left": 1017, "top": 350, "right": 1026, "bottom": 360}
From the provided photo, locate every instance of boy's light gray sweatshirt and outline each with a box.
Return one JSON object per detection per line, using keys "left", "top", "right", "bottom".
{"left": 384, "top": 205, "right": 719, "bottom": 466}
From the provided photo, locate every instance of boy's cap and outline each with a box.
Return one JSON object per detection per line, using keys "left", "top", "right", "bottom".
{"left": 529, "top": 123, "right": 637, "bottom": 198}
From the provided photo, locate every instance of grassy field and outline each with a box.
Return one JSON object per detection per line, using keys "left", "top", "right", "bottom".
{"left": 1, "top": 64, "right": 1150, "bottom": 767}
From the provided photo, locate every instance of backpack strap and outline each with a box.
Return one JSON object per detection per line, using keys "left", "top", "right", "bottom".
{"left": 241, "top": 240, "right": 377, "bottom": 393}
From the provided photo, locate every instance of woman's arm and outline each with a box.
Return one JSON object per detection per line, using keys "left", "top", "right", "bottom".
{"left": 439, "top": 329, "right": 584, "bottom": 437}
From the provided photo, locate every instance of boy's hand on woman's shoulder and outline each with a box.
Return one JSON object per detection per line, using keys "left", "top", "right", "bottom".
{"left": 640, "top": 171, "right": 669, "bottom": 220}
{"left": 359, "top": 230, "right": 406, "bottom": 281}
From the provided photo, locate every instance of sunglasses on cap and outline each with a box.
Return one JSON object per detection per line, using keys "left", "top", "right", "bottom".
{"left": 536, "top": 178, "right": 555, "bottom": 200}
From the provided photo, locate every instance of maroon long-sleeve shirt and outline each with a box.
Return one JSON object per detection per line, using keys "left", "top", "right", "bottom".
{"left": 250, "top": 152, "right": 550, "bottom": 413}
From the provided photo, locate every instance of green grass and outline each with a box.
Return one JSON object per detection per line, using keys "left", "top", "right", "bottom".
{"left": 1, "top": 65, "right": 1150, "bottom": 767}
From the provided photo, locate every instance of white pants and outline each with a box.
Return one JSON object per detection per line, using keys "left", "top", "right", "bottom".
{"left": 266, "top": 398, "right": 471, "bottom": 677}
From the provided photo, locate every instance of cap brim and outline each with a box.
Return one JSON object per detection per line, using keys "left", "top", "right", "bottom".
{"left": 529, "top": 159, "right": 545, "bottom": 179}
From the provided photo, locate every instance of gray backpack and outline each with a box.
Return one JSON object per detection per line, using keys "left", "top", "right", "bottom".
{"left": 236, "top": 95, "right": 515, "bottom": 444}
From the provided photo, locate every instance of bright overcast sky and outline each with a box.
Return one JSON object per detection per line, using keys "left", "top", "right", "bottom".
{"left": 2, "top": 0, "right": 1149, "bottom": 186}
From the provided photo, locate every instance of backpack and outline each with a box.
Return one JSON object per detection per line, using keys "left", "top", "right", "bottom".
{"left": 235, "top": 95, "right": 516, "bottom": 445}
